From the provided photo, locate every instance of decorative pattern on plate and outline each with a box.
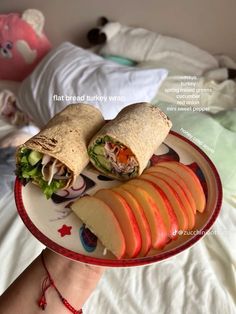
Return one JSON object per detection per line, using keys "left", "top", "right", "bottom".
{"left": 97, "top": 175, "right": 114, "bottom": 181}
{"left": 79, "top": 224, "right": 98, "bottom": 252}
{"left": 51, "top": 174, "right": 95, "bottom": 204}
{"left": 188, "top": 162, "right": 208, "bottom": 197}
{"left": 149, "top": 144, "right": 179, "bottom": 166}
{"left": 50, "top": 204, "right": 72, "bottom": 221}
{"left": 58, "top": 224, "right": 72, "bottom": 237}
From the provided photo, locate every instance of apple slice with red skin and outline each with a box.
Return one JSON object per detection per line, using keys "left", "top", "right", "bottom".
{"left": 71, "top": 196, "right": 126, "bottom": 259}
{"left": 140, "top": 174, "right": 189, "bottom": 231}
{"left": 121, "top": 184, "right": 169, "bottom": 249}
{"left": 145, "top": 172, "right": 196, "bottom": 230}
{"left": 113, "top": 187, "right": 152, "bottom": 257}
{"left": 144, "top": 166, "right": 196, "bottom": 214}
{"left": 124, "top": 179, "right": 178, "bottom": 239}
{"left": 94, "top": 189, "right": 141, "bottom": 258}
{"left": 156, "top": 162, "right": 206, "bottom": 212}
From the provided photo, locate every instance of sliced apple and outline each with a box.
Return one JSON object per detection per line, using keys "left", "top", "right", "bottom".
{"left": 144, "top": 166, "right": 196, "bottom": 214}
{"left": 113, "top": 187, "right": 152, "bottom": 257}
{"left": 145, "top": 172, "right": 196, "bottom": 230}
{"left": 94, "top": 189, "right": 141, "bottom": 258}
{"left": 124, "top": 179, "right": 178, "bottom": 239}
{"left": 71, "top": 196, "right": 125, "bottom": 259}
{"left": 157, "top": 162, "right": 206, "bottom": 212}
{"left": 121, "top": 184, "right": 169, "bottom": 249}
{"left": 140, "top": 174, "right": 189, "bottom": 231}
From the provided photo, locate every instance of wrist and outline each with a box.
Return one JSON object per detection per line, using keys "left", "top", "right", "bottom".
{"left": 42, "top": 249, "right": 105, "bottom": 309}
{"left": 43, "top": 248, "right": 105, "bottom": 284}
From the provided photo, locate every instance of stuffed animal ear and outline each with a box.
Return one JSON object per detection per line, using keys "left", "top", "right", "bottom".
{"left": 228, "top": 68, "right": 236, "bottom": 80}
{"left": 98, "top": 16, "right": 109, "bottom": 26}
{"left": 87, "top": 16, "right": 109, "bottom": 45}
{"left": 22, "top": 9, "right": 45, "bottom": 36}
{"left": 87, "top": 28, "right": 107, "bottom": 45}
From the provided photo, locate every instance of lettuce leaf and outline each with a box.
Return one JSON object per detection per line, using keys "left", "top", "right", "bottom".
{"left": 16, "top": 148, "right": 65, "bottom": 199}
{"left": 34, "top": 177, "right": 65, "bottom": 199}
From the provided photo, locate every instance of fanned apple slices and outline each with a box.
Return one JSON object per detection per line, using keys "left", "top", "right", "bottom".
{"left": 94, "top": 189, "right": 142, "bottom": 258}
{"left": 122, "top": 179, "right": 178, "bottom": 240}
{"left": 71, "top": 162, "right": 206, "bottom": 259}
{"left": 113, "top": 188, "right": 152, "bottom": 257}
{"left": 71, "top": 196, "right": 126, "bottom": 259}
{"left": 121, "top": 184, "right": 169, "bottom": 250}
{"left": 154, "top": 162, "right": 206, "bottom": 212}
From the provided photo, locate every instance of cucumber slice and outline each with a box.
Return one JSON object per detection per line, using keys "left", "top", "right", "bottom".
{"left": 96, "top": 155, "right": 111, "bottom": 171}
{"left": 93, "top": 145, "right": 105, "bottom": 156}
{"left": 28, "top": 150, "right": 43, "bottom": 166}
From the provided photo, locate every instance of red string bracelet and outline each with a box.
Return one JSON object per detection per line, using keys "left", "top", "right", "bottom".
{"left": 38, "top": 251, "right": 83, "bottom": 314}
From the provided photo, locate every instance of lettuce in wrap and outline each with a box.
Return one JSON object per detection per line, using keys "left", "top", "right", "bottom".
{"left": 16, "top": 148, "right": 68, "bottom": 198}
{"left": 16, "top": 104, "right": 105, "bottom": 198}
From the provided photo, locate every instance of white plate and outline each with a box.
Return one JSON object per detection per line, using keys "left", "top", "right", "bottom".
{"left": 15, "top": 131, "right": 222, "bottom": 267}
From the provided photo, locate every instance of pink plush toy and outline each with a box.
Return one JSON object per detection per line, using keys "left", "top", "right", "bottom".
{"left": 0, "top": 9, "right": 51, "bottom": 81}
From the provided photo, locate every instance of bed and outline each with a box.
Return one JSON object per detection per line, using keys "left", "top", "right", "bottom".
{"left": 0, "top": 13, "right": 236, "bottom": 314}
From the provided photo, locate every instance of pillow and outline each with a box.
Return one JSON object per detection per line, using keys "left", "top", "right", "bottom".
{"left": 0, "top": 9, "right": 51, "bottom": 81}
{"left": 17, "top": 42, "right": 167, "bottom": 127}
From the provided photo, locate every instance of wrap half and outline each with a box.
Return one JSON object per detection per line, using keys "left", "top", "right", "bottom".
{"left": 88, "top": 103, "right": 172, "bottom": 180}
{"left": 16, "top": 104, "right": 105, "bottom": 198}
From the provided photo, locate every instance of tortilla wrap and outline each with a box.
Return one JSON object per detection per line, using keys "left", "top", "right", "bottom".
{"left": 16, "top": 103, "right": 105, "bottom": 195}
{"left": 88, "top": 102, "right": 172, "bottom": 180}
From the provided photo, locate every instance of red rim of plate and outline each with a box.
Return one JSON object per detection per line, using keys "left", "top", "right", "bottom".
{"left": 14, "top": 130, "right": 223, "bottom": 267}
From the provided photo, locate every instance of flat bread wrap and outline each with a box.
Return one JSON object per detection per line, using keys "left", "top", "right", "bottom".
{"left": 16, "top": 104, "right": 105, "bottom": 198}
{"left": 88, "top": 102, "right": 172, "bottom": 180}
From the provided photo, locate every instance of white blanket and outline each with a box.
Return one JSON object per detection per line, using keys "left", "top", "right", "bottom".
{"left": 100, "top": 24, "right": 236, "bottom": 113}
{"left": 100, "top": 24, "right": 218, "bottom": 76}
